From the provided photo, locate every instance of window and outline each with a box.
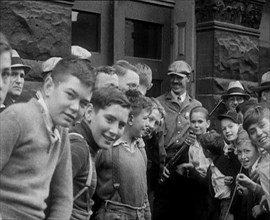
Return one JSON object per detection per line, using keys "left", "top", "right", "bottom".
{"left": 72, "top": 10, "right": 100, "bottom": 52}
{"left": 125, "top": 19, "right": 162, "bottom": 59}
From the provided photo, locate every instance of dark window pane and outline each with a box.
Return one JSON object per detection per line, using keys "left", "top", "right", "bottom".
{"left": 72, "top": 10, "right": 100, "bottom": 52}
{"left": 125, "top": 19, "right": 162, "bottom": 59}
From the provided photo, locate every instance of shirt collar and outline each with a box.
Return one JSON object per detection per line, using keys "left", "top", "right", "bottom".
{"left": 171, "top": 90, "right": 186, "bottom": 102}
{"left": 36, "top": 91, "right": 54, "bottom": 132}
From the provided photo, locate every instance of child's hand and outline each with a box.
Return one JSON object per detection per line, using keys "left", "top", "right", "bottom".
{"left": 224, "top": 176, "right": 233, "bottom": 185}
{"left": 176, "top": 163, "right": 193, "bottom": 176}
{"left": 236, "top": 173, "right": 256, "bottom": 191}
{"left": 185, "top": 130, "right": 196, "bottom": 146}
{"left": 161, "top": 167, "right": 170, "bottom": 180}
{"left": 252, "top": 205, "right": 264, "bottom": 218}
{"left": 236, "top": 184, "right": 248, "bottom": 196}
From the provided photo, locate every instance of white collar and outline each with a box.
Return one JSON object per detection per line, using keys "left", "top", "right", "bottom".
{"left": 171, "top": 90, "right": 187, "bottom": 102}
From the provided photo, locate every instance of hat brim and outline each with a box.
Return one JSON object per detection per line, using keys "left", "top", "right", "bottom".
{"left": 218, "top": 114, "right": 239, "bottom": 124}
{"left": 11, "top": 64, "right": 31, "bottom": 74}
{"left": 253, "top": 85, "right": 270, "bottom": 93}
{"left": 168, "top": 72, "right": 188, "bottom": 78}
{"left": 221, "top": 93, "right": 250, "bottom": 101}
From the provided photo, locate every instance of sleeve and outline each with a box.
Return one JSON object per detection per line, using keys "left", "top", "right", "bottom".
{"left": 0, "top": 109, "right": 21, "bottom": 171}
{"left": 47, "top": 133, "right": 73, "bottom": 220}
{"left": 144, "top": 194, "right": 152, "bottom": 220}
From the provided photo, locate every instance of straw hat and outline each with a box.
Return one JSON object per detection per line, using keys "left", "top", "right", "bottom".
{"left": 221, "top": 80, "right": 250, "bottom": 101}
{"left": 11, "top": 49, "right": 31, "bottom": 74}
{"left": 253, "top": 71, "right": 270, "bottom": 93}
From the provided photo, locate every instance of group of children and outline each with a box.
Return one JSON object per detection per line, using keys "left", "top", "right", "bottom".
{"left": 1, "top": 30, "right": 270, "bottom": 220}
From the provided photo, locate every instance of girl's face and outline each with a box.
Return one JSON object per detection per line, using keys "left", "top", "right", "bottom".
{"left": 221, "top": 118, "right": 240, "bottom": 142}
{"left": 190, "top": 112, "right": 210, "bottom": 137}
{"left": 131, "top": 108, "right": 150, "bottom": 138}
{"left": 236, "top": 141, "right": 259, "bottom": 170}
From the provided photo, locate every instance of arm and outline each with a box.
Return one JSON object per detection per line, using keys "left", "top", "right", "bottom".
{"left": 47, "top": 132, "right": 73, "bottom": 220}
{"left": 0, "top": 110, "right": 21, "bottom": 171}
{"left": 144, "top": 193, "right": 151, "bottom": 220}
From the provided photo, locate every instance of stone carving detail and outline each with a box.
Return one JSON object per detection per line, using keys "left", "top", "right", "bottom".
{"left": 195, "top": 0, "right": 265, "bottom": 29}
{"left": 214, "top": 32, "right": 259, "bottom": 81}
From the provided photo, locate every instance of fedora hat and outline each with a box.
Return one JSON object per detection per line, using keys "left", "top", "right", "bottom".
{"left": 11, "top": 49, "right": 31, "bottom": 74}
{"left": 167, "top": 60, "right": 192, "bottom": 78}
{"left": 253, "top": 71, "right": 270, "bottom": 93}
{"left": 221, "top": 80, "right": 250, "bottom": 101}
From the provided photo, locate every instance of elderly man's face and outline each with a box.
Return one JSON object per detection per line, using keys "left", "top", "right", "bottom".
{"left": 8, "top": 67, "right": 25, "bottom": 98}
{"left": 224, "top": 95, "right": 244, "bottom": 111}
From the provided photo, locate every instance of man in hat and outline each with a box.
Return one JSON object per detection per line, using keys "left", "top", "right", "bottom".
{"left": 254, "top": 71, "right": 270, "bottom": 108}
{"left": 153, "top": 60, "right": 201, "bottom": 220}
{"left": 3, "top": 49, "right": 31, "bottom": 108}
{"left": 221, "top": 80, "right": 250, "bottom": 112}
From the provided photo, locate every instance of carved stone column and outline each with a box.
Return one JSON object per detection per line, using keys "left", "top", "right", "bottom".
{"left": 195, "top": 0, "right": 265, "bottom": 115}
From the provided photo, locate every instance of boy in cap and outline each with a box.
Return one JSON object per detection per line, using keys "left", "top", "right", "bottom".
{"left": 0, "top": 32, "right": 11, "bottom": 108}
{"left": 0, "top": 57, "right": 95, "bottom": 219}
{"left": 254, "top": 71, "right": 270, "bottom": 108}
{"left": 69, "top": 87, "right": 131, "bottom": 219}
{"left": 3, "top": 49, "right": 31, "bottom": 108}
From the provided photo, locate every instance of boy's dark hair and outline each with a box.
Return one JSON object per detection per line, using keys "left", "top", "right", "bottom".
{"left": 95, "top": 66, "right": 116, "bottom": 76}
{"left": 50, "top": 57, "right": 96, "bottom": 88}
{"left": 113, "top": 60, "right": 139, "bottom": 77}
{"left": 236, "top": 98, "right": 258, "bottom": 115}
{"left": 199, "top": 130, "right": 225, "bottom": 156}
{"left": 0, "top": 32, "right": 11, "bottom": 55}
{"left": 125, "top": 89, "right": 152, "bottom": 117}
{"left": 91, "top": 87, "right": 131, "bottom": 112}
{"left": 243, "top": 105, "right": 270, "bottom": 132}
{"left": 190, "top": 106, "right": 209, "bottom": 120}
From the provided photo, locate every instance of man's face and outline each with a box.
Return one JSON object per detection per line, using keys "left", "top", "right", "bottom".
{"left": 89, "top": 104, "right": 130, "bottom": 150}
{"left": 144, "top": 108, "right": 162, "bottom": 136}
{"left": 46, "top": 75, "right": 92, "bottom": 127}
{"left": 0, "top": 51, "right": 11, "bottom": 105}
{"left": 190, "top": 112, "right": 210, "bottom": 137}
{"left": 247, "top": 117, "right": 270, "bottom": 152}
{"left": 8, "top": 67, "right": 25, "bottom": 98}
{"left": 221, "top": 118, "right": 240, "bottom": 142}
{"left": 169, "top": 74, "right": 189, "bottom": 95}
{"left": 224, "top": 95, "right": 244, "bottom": 111}
{"left": 118, "top": 69, "right": 139, "bottom": 91}
{"left": 131, "top": 109, "right": 150, "bottom": 138}
{"left": 261, "top": 90, "right": 270, "bottom": 107}
{"left": 236, "top": 142, "right": 259, "bottom": 170}
{"left": 95, "top": 72, "right": 119, "bottom": 89}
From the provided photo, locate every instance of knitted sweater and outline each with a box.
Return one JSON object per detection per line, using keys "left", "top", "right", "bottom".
{"left": 0, "top": 98, "right": 73, "bottom": 219}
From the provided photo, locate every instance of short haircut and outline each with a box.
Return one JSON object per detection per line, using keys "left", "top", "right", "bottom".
{"left": 243, "top": 105, "right": 270, "bottom": 131}
{"left": 91, "top": 87, "right": 131, "bottom": 112}
{"left": 149, "top": 97, "right": 166, "bottom": 120}
{"left": 95, "top": 66, "right": 116, "bottom": 76}
{"left": 236, "top": 99, "right": 258, "bottom": 115}
{"left": 113, "top": 60, "right": 139, "bottom": 77}
{"left": 190, "top": 106, "right": 209, "bottom": 121}
{"left": 199, "top": 130, "right": 225, "bottom": 156}
{"left": 50, "top": 57, "right": 96, "bottom": 88}
{"left": 136, "top": 63, "right": 152, "bottom": 89}
{"left": 0, "top": 32, "right": 11, "bottom": 55}
{"left": 125, "top": 89, "right": 152, "bottom": 117}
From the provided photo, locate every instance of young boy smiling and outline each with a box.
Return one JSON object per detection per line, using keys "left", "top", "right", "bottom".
{"left": 93, "top": 89, "right": 152, "bottom": 220}
{"left": 70, "top": 87, "right": 131, "bottom": 219}
{"left": 0, "top": 57, "right": 95, "bottom": 219}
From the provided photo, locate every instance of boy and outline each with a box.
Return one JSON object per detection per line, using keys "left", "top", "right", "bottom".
{"left": 0, "top": 57, "right": 95, "bottom": 219}
{"left": 94, "top": 66, "right": 119, "bottom": 89}
{"left": 93, "top": 89, "right": 152, "bottom": 220}
{"left": 0, "top": 32, "right": 11, "bottom": 108}
{"left": 69, "top": 87, "right": 131, "bottom": 219}
{"left": 243, "top": 106, "right": 270, "bottom": 211}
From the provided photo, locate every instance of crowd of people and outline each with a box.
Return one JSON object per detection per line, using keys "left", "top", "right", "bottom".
{"left": 0, "top": 31, "right": 270, "bottom": 220}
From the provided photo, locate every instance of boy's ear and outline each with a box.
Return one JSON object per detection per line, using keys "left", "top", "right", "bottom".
{"left": 127, "top": 114, "right": 134, "bottom": 126}
{"left": 84, "top": 104, "right": 93, "bottom": 122}
{"left": 206, "top": 120, "right": 211, "bottom": 129}
{"left": 43, "top": 76, "right": 54, "bottom": 97}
